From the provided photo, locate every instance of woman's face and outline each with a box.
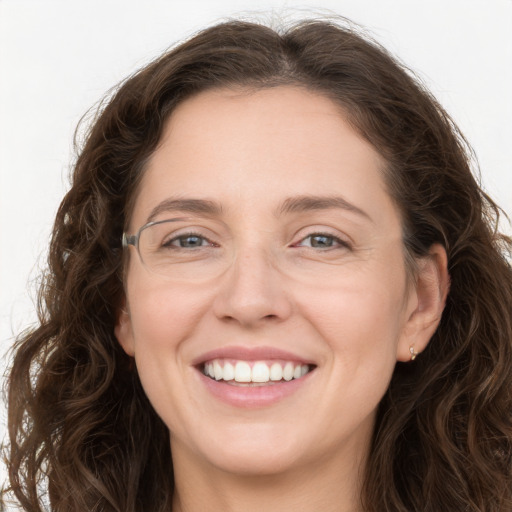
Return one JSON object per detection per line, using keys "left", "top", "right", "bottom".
{"left": 116, "top": 87, "right": 433, "bottom": 477}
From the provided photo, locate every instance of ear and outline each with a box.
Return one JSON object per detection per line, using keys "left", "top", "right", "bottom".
{"left": 396, "top": 244, "right": 450, "bottom": 362}
{"left": 114, "top": 300, "right": 135, "bottom": 357}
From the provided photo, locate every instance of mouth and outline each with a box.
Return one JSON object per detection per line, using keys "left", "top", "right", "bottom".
{"left": 193, "top": 346, "right": 317, "bottom": 407}
{"left": 201, "top": 359, "right": 315, "bottom": 386}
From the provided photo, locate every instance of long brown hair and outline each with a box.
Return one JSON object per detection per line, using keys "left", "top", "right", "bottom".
{"left": 7, "top": 18, "right": 512, "bottom": 511}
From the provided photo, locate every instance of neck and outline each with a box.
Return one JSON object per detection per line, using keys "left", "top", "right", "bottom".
{"left": 170, "top": 441, "right": 366, "bottom": 512}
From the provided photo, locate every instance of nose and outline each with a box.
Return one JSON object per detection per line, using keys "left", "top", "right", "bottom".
{"left": 212, "top": 247, "right": 293, "bottom": 327}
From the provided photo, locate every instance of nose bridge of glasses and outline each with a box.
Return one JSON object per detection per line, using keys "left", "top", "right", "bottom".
{"left": 218, "top": 236, "right": 289, "bottom": 292}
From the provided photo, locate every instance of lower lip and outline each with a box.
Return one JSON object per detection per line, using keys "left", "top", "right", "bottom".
{"left": 197, "top": 371, "right": 313, "bottom": 408}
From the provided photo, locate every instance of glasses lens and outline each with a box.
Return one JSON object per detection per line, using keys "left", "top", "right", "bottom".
{"left": 138, "top": 220, "right": 225, "bottom": 280}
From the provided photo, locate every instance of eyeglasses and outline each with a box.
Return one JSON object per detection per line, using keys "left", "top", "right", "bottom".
{"left": 122, "top": 217, "right": 356, "bottom": 282}
{"left": 122, "top": 218, "right": 227, "bottom": 280}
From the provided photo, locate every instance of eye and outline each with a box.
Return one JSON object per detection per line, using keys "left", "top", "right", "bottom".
{"left": 165, "top": 233, "right": 213, "bottom": 249}
{"left": 297, "top": 233, "right": 350, "bottom": 250}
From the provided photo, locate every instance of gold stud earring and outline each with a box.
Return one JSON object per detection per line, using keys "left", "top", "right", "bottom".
{"left": 409, "top": 346, "right": 418, "bottom": 361}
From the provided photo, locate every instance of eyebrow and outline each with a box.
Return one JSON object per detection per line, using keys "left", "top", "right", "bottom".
{"left": 146, "top": 198, "right": 223, "bottom": 223}
{"left": 277, "top": 195, "right": 373, "bottom": 222}
{"left": 145, "top": 194, "right": 372, "bottom": 224}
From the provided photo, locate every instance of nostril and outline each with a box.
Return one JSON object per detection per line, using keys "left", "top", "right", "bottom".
{"left": 220, "top": 313, "right": 278, "bottom": 324}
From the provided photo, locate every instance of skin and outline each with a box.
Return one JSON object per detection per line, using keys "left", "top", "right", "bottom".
{"left": 115, "top": 86, "right": 448, "bottom": 512}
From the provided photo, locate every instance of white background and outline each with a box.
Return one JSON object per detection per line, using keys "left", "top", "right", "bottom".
{"left": 1, "top": 0, "right": 511, "bottom": 502}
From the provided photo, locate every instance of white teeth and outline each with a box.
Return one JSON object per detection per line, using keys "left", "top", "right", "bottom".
{"left": 203, "top": 359, "right": 312, "bottom": 383}
{"left": 234, "top": 361, "right": 252, "bottom": 382}
{"left": 213, "top": 361, "right": 223, "bottom": 381}
{"left": 270, "top": 362, "right": 283, "bottom": 381}
{"left": 283, "top": 362, "right": 294, "bottom": 381}
{"left": 252, "top": 362, "right": 270, "bottom": 383}
{"left": 223, "top": 362, "right": 235, "bottom": 381}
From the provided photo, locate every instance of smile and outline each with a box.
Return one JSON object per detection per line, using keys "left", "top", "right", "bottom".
{"left": 203, "top": 359, "right": 312, "bottom": 384}
{"left": 194, "top": 346, "right": 316, "bottom": 407}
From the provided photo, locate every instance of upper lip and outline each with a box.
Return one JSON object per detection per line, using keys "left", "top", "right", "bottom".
{"left": 192, "top": 345, "right": 316, "bottom": 366}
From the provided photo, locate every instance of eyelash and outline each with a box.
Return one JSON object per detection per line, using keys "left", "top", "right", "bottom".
{"left": 295, "top": 232, "right": 352, "bottom": 250}
{"left": 163, "top": 232, "right": 217, "bottom": 249}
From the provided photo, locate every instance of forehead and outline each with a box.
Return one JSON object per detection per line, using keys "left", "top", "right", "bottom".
{"left": 131, "top": 86, "right": 396, "bottom": 229}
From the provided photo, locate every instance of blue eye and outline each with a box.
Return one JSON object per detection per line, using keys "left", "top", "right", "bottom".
{"left": 298, "top": 234, "right": 348, "bottom": 249}
{"left": 167, "top": 234, "right": 211, "bottom": 248}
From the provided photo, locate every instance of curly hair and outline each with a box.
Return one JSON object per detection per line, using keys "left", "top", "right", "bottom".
{"left": 7, "top": 18, "right": 512, "bottom": 512}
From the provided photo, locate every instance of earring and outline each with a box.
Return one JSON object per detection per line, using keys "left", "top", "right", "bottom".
{"left": 409, "top": 346, "right": 418, "bottom": 361}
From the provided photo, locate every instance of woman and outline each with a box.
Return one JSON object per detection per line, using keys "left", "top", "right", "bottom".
{"left": 7, "top": 18, "right": 512, "bottom": 512}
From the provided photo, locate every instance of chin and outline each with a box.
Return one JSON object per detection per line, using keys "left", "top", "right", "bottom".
{"left": 182, "top": 423, "right": 306, "bottom": 476}
{"left": 209, "top": 448, "right": 301, "bottom": 477}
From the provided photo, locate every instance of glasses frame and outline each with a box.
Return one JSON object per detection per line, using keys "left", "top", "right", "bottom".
{"left": 122, "top": 218, "right": 186, "bottom": 252}
{"left": 122, "top": 217, "right": 216, "bottom": 278}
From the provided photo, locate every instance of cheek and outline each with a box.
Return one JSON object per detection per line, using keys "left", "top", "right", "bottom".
{"left": 298, "top": 274, "right": 408, "bottom": 347}
{"left": 294, "top": 264, "right": 409, "bottom": 386}
{"left": 281, "top": 275, "right": 407, "bottom": 451}
{"left": 124, "top": 279, "right": 212, "bottom": 399}
{"left": 127, "top": 277, "right": 210, "bottom": 349}
{"left": 125, "top": 279, "right": 215, "bottom": 429}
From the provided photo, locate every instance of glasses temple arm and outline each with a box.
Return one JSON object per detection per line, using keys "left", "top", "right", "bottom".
{"left": 122, "top": 233, "right": 137, "bottom": 247}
